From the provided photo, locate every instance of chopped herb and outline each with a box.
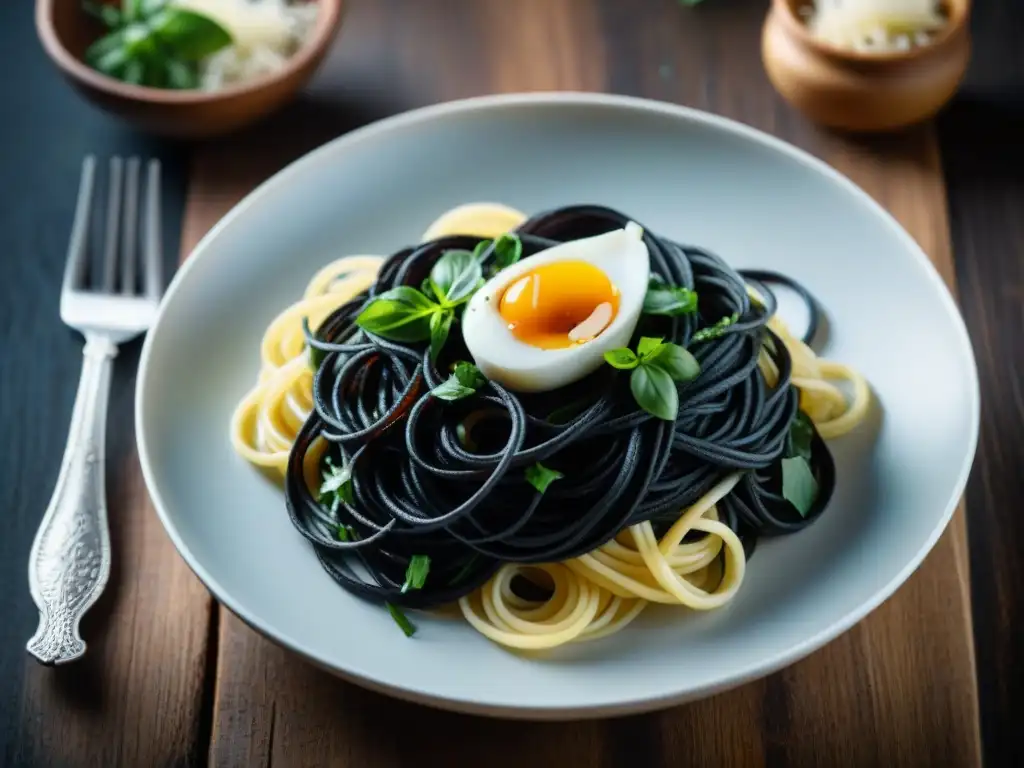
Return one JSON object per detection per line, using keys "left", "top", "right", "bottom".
{"left": 431, "top": 361, "right": 486, "bottom": 401}
{"left": 319, "top": 455, "right": 353, "bottom": 514}
{"left": 456, "top": 421, "right": 471, "bottom": 448}
{"left": 402, "top": 555, "right": 431, "bottom": 593}
{"left": 336, "top": 524, "right": 354, "bottom": 542}
{"left": 781, "top": 456, "right": 819, "bottom": 518}
{"left": 386, "top": 602, "right": 417, "bottom": 637}
{"left": 450, "top": 555, "right": 482, "bottom": 585}
{"left": 525, "top": 463, "right": 564, "bottom": 494}
{"left": 780, "top": 409, "right": 820, "bottom": 518}
{"left": 787, "top": 409, "right": 815, "bottom": 462}
{"left": 691, "top": 312, "right": 740, "bottom": 344}
{"left": 643, "top": 277, "right": 699, "bottom": 316}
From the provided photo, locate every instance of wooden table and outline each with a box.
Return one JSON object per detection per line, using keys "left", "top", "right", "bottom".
{"left": 4, "top": 0, "right": 1022, "bottom": 765}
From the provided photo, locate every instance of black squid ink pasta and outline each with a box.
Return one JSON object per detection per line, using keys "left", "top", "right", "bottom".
{"left": 280, "top": 204, "right": 843, "bottom": 624}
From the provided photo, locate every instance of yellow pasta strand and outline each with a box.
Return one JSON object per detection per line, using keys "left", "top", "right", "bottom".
{"left": 229, "top": 255, "right": 384, "bottom": 477}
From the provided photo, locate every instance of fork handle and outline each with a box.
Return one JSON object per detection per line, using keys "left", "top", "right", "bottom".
{"left": 27, "top": 334, "right": 117, "bottom": 665}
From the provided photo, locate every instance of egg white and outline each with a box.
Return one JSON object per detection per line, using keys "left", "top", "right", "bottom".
{"left": 462, "top": 223, "right": 650, "bottom": 393}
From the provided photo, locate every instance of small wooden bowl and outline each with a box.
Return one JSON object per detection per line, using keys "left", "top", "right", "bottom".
{"left": 762, "top": 0, "right": 971, "bottom": 133}
{"left": 36, "top": 0, "right": 345, "bottom": 139}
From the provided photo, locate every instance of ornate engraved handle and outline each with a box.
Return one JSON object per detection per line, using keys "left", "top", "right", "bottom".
{"left": 27, "top": 335, "right": 117, "bottom": 665}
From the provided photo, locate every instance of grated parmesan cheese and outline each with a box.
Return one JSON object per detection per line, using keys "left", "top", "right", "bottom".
{"left": 172, "top": 0, "right": 319, "bottom": 90}
{"left": 806, "top": 0, "right": 947, "bottom": 53}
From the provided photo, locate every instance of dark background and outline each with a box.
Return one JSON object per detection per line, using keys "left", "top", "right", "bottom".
{"left": 3, "top": 1, "right": 1023, "bottom": 765}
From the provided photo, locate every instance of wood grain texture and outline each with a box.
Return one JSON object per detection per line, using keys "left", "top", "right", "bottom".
{"left": 936, "top": 2, "right": 1024, "bottom": 765}
{"left": 182, "top": 2, "right": 983, "bottom": 767}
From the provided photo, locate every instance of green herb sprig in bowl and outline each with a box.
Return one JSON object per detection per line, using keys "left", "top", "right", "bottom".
{"left": 83, "top": 0, "right": 232, "bottom": 89}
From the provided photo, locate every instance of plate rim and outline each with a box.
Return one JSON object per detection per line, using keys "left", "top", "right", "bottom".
{"left": 135, "top": 91, "right": 981, "bottom": 719}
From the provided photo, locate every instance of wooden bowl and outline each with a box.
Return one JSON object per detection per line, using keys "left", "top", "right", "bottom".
{"left": 762, "top": 0, "right": 971, "bottom": 133}
{"left": 36, "top": 0, "right": 345, "bottom": 139}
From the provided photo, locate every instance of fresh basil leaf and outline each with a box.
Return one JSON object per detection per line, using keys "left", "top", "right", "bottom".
{"left": 386, "top": 602, "right": 417, "bottom": 637}
{"left": 630, "top": 364, "right": 679, "bottom": 421}
{"left": 85, "top": 29, "right": 129, "bottom": 69}
{"left": 691, "top": 312, "right": 740, "bottom": 344}
{"left": 646, "top": 342, "right": 700, "bottom": 382}
{"left": 429, "top": 310, "right": 453, "bottom": 362}
{"left": 472, "top": 240, "right": 492, "bottom": 260}
{"left": 420, "top": 278, "right": 436, "bottom": 300}
{"left": 643, "top": 278, "right": 698, "bottom": 316}
{"left": 147, "top": 7, "right": 233, "bottom": 61}
{"left": 525, "top": 463, "right": 564, "bottom": 494}
{"left": 122, "top": 58, "right": 145, "bottom": 84}
{"left": 122, "top": 0, "right": 143, "bottom": 22}
{"left": 637, "top": 336, "right": 665, "bottom": 359}
{"left": 603, "top": 348, "right": 639, "bottom": 370}
{"left": 431, "top": 362, "right": 485, "bottom": 400}
{"left": 84, "top": 2, "right": 123, "bottom": 28}
{"left": 355, "top": 286, "right": 437, "bottom": 342}
{"left": 787, "top": 409, "right": 815, "bottom": 461}
{"left": 493, "top": 234, "right": 523, "bottom": 271}
{"left": 431, "top": 374, "right": 477, "bottom": 401}
{"left": 402, "top": 555, "right": 431, "bottom": 593}
{"left": 781, "top": 456, "right": 819, "bottom": 517}
{"left": 91, "top": 43, "right": 132, "bottom": 76}
{"left": 430, "top": 249, "right": 482, "bottom": 306}
{"left": 140, "top": 0, "right": 166, "bottom": 16}
{"left": 452, "top": 361, "right": 486, "bottom": 389}
{"left": 164, "top": 58, "right": 198, "bottom": 89}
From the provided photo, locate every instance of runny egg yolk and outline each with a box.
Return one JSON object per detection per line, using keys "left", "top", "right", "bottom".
{"left": 497, "top": 260, "right": 620, "bottom": 350}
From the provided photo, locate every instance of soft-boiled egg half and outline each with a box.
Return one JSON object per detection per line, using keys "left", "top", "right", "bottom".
{"left": 462, "top": 223, "right": 649, "bottom": 393}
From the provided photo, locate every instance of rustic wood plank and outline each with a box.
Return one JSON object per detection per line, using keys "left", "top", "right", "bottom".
{"left": 200, "top": 1, "right": 982, "bottom": 766}
{"left": 933, "top": 3, "right": 1024, "bottom": 764}
{"left": 939, "top": 80, "right": 1024, "bottom": 768}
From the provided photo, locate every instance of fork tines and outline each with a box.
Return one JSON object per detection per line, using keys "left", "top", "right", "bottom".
{"left": 64, "top": 156, "right": 163, "bottom": 299}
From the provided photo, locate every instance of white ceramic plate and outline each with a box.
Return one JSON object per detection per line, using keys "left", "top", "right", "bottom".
{"left": 136, "top": 93, "right": 979, "bottom": 719}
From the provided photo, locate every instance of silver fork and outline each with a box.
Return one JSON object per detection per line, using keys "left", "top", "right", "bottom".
{"left": 27, "top": 156, "right": 164, "bottom": 665}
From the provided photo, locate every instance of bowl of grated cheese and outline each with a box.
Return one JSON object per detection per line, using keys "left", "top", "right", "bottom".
{"left": 762, "top": 0, "right": 971, "bottom": 132}
{"left": 36, "top": 0, "right": 344, "bottom": 139}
